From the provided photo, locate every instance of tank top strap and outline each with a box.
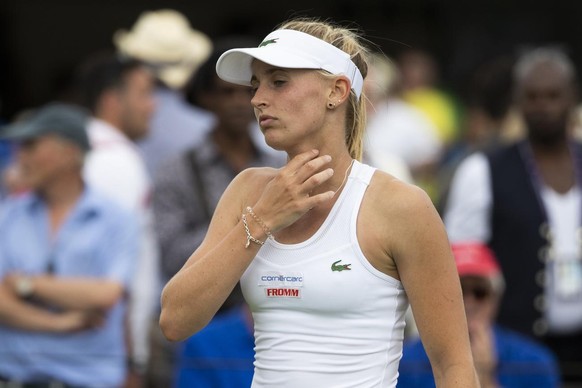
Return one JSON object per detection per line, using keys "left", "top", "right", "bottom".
{"left": 330, "top": 161, "right": 376, "bottom": 242}
{"left": 351, "top": 160, "right": 376, "bottom": 186}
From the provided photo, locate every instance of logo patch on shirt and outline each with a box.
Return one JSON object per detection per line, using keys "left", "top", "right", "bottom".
{"left": 258, "top": 272, "right": 304, "bottom": 287}
{"left": 265, "top": 288, "right": 301, "bottom": 298}
{"left": 331, "top": 260, "right": 352, "bottom": 272}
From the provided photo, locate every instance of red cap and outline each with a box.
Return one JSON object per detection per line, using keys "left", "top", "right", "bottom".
{"left": 451, "top": 242, "right": 500, "bottom": 277}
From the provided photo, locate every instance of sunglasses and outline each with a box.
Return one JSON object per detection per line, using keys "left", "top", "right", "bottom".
{"left": 462, "top": 286, "right": 493, "bottom": 301}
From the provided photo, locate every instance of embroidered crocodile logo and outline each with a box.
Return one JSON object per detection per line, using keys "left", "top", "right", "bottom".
{"left": 331, "top": 260, "right": 351, "bottom": 272}
{"left": 259, "top": 38, "right": 278, "bottom": 47}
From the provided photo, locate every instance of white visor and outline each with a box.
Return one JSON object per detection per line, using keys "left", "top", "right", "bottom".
{"left": 215, "top": 29, "right": 364, "bottom": 98}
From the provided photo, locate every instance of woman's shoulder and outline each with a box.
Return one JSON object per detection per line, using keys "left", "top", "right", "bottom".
{"left": 236, "top": 166, "right": 279, "bottom": 183}
{"left": 364, "top": 169, "right": 439, "bottom": 234}
{"left": 226, "top": 166, "right": 280, "bottom": 199}
{"left": 368, "top": 170, "right": 433, "bottom": 214}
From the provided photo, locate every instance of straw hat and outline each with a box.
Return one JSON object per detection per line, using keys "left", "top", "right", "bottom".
{"left": 114, "top": 9, "right": 212, "bottom": 89}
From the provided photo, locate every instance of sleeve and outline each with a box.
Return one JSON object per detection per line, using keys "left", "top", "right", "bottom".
{"left": 442, "top": 152, "right": 492, "bottom": 243}
{"left": 152, "top": 157, "right": 210, "bottom": 280}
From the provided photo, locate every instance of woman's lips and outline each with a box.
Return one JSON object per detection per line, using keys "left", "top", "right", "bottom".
{"left": 259, "top": 115, "right": 275, "bottom": 127}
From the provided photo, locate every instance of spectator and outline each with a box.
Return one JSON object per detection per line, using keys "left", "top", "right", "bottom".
{"left": 398, "top": 242, "right": 559, "bottom": 388}
{"left": 436, "top": 55, "right": 517, "bottom": 213}
{"left": 75, "top": 52, "right": 159, "bottom": 382}
{"left": 444, "top": 47, "right": 582, "bottom": 384}
{"left": 396, "top": 48, "right": 463, "bottom": 201}
{"left": 0, "top": 103, "right": 138, "bottom": 387}
{"left": 149, "top": 38, "right": 285, "bottom": 388}
{"left": 363, "top": 52, "right": 440, "bottom": 183}
{"left": 114, "top": 9, "right": 214, "bottom": 178}
{"left": 397, "top": 47, "right": 461, "bottom": 146}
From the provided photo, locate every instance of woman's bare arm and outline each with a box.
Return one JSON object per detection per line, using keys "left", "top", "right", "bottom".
{"left": 365, "top": 175, "right": 479, "bottom": 387}
{"left": 159, "top": 150, "right": 335, "bottom": 341}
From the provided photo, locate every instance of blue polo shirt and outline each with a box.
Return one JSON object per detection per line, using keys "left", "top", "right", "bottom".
{"left": 397, "top": 325, "right": 560, "bottom": 388}
{"left": 0, "top": 186, "right": 138, "bottom": 386}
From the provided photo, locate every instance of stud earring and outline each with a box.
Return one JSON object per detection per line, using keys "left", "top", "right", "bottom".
{"left": 327, "top": 102, "right": 335, "bottom": 109}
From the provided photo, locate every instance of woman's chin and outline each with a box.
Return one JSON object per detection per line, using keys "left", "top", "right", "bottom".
{"left": 263, "top": 134, "right": 285, "bottom": 150}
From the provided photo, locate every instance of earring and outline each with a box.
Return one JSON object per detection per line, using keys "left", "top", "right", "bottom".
{"left": 327, "top": 102, "right": 336, "bottom": 109}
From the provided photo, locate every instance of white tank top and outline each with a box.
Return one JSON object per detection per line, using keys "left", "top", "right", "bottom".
{"left": 241, "top": 161, "right": 409, "bottom": 388}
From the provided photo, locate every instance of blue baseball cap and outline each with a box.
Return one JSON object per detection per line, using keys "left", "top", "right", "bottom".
{"left": 0, "top": 103, "right": 91, "bottom": 151}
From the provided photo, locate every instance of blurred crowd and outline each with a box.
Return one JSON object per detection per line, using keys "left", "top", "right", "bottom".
{"left": 0, "top": 8, "right": 581, "bottom": 388}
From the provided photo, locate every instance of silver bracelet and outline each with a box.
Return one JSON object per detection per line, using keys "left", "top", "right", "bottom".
{"left": 242, "top": 213, "right": 265, "bottom": 248}
{"left": 245, "top": 206, "right": 274, "bottom": 240}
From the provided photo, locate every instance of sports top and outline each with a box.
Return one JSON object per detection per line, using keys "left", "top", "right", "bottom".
{"left": 241, "top": 160, "right": 409, "bottom": 387}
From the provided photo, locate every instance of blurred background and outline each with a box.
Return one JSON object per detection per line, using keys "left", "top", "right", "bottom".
{"left": 2, "top": 1, "right": 582, "bottom": 387}
{"left": 1, "top": 0, "right": 582, "bottom": 120}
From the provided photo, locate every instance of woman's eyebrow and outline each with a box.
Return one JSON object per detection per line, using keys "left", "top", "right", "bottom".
{"left": 251, "top": 67, "right": 289, "bottom": 82}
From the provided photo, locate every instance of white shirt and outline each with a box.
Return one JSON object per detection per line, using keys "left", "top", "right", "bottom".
{"left": 365, "top": 99, "right": 442, "bottom": 169}
{"left": 84, "top": 118, "right": 160, "bottom": 367}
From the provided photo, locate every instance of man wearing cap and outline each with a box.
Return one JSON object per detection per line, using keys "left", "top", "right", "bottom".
{"left": 398, "top": 243, "right": 559, "bottom": 388}
{"left": 0, "top": 103, "right": 138, "bottom": 387}
{"left": 114, "top": 9, "right": 215, "bottom": 178}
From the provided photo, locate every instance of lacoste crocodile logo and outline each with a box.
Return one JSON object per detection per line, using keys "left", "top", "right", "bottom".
{"left": 259, "top": 38, "right": 278, "bottom": 47}
{"left": 331, "top": 260, "right": 351, "bottom": 272}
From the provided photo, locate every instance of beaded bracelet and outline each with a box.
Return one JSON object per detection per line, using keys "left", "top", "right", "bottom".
{"left": 242, "top": 213, "right": 265, "bottom": 248}
{"left": 245, "top": 206, "right": 274, "bottom": 240}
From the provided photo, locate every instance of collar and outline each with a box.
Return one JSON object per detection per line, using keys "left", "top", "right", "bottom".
{"left": 87, "top": 118, "right": 133, "bottom": 147}
{"left": 25, "top": 185, "right": 102, "bottom": 220}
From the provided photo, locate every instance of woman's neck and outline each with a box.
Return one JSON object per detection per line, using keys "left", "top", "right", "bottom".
{"left": 299, "top": 150, "right": 354, "bottom": 196}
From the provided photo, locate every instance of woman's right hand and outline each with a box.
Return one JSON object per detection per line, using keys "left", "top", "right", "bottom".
{"left": 251, "top": 149, "right": 335, "bottom": 232}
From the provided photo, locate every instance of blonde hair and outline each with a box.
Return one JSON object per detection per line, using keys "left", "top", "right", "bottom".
{"left": 278, "top": 18, "right": 370, "bottom": 161}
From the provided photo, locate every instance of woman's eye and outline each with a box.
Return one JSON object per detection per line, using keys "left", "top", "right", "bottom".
{"left": 273, "top": 80, "right": 286, "bottom": 87}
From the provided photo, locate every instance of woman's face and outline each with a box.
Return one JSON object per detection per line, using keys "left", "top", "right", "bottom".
{"left": 250, "top": 60, "right": 332, "bottom": 152}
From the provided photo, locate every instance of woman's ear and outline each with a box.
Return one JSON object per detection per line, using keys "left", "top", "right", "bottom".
{"left": 328, "top": 75, "right": 352, "bottom": 107}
